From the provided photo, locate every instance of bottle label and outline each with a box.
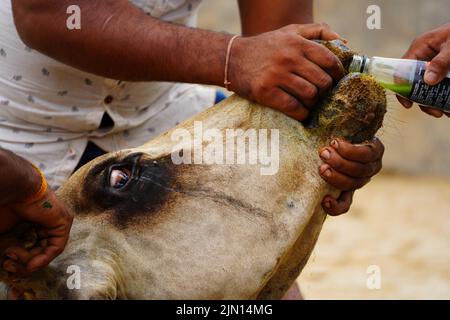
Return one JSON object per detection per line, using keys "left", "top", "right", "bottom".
{"left": 408, "top": 61, "right": 450, "bottom": 111}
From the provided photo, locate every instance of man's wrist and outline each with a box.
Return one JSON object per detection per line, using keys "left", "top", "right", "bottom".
{"left": 21, "top": 164, "right": 47, "bottom": 205}
{"left": 196, "top": 32, "right": 238, "bottom": 88}
{"left": 226, "top": 36, "right": 249, "bottom": 95}
{"left": 223, "top": 35, "right": 241, "bottom": 91}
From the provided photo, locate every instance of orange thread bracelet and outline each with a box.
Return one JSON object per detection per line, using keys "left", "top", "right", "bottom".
{"left": 22, "top": 163, "right": 48, "bottom": 205}
{"left": 224, "top": 35, "right": 240, "bottom": 91}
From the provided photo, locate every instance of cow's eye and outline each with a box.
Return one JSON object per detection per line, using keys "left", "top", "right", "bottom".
{"left": 109, "top": 168, "right": 131, "bottom": 189}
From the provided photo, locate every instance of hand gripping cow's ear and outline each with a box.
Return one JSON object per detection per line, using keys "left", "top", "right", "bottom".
{"left": 305, "top": 40, "right": 386, "bottom": 144}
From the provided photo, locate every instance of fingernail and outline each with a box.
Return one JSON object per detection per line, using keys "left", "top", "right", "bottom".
{"left": 321, "top": 167, "right": 332, "bottom": 177}
{"left": 6, "top": 253, "right": 17, "bottom": 261}
{"left": 320, "top": 149, "right": 331, "bottom": 160}
{"left": 331, "top": 139, "right": 339, "bottom": 149}
{"left": 424, "top": 70, "right": 438, "bottom": 85}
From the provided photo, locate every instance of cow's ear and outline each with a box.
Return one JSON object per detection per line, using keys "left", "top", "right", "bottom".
{"left": 310, "top": 73, "right": 386, "bottom": 144}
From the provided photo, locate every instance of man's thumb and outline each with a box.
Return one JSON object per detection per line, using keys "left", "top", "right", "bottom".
{"left": 424, "top": 44, "right": 450, "bottom": 85}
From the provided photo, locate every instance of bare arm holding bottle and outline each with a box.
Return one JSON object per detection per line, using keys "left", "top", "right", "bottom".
{"left": 397, "top": 23, "right": 450, "bottom": 118}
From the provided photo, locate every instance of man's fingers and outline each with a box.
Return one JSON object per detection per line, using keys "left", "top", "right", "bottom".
{"left": 298, "top": 22, "right": 343, "bottom": 41}
{"left": 419, "top": 105, "right": 444, "bottom": 118}
{"left": 3, "top": 226, "right": 69, "bottom": 274}
{"left": 26, "top": 245, "right": 63, "bottom": 272}
{"left": 319, "top": 164, "right": 370, "bottom": 191}
{"left": 283, "top": 108, "right": 310, "bottom": 121}
{"left": 267, "top": 88, "right": 310, "bottom": 120}
{"left": 26, "top": 226, "right": 68, "bottom": 272}
{"left": 282, "top": 74, "right": 319, "bottom": 108}
{"left": 330, "top": 137, "right": 384, "bottom": 163}
{"left": 293, "top": 60, "right": 333, "bottom": 96}
{"left": 402, "top": 42, "right": 436, "bottom": 61}
{"left": 396, "top": 95, "right": 413, "bottom": 108}
{"left": 322, "top": 191, "right": 354, "bottom": 216}
{"left": 4, "top": 246, "right": 36, "bottom": 265}
{"left": 424, "top": 41, "right": 450, "bottom": 85}
{"left": 319, "top": 147, "right": 381, "bottom": 178}
{"left": 303, "top": 40, "right": 345, "bottom": 81}
{"left": 318, "top": 137, "right": 383, "bottom": 191}
{"left": 397, "top": 95, "right": 447, "bottom": 118}
{"left": 2, "top": 246, "right": 45, "bottom": 277}
{"left": 2, "top": 259, "right": 29, "bottom": 277}
{"left": 3, "top": 241, "right": 65, "bottom": 273}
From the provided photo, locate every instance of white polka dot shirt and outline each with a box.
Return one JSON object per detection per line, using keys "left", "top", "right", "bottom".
{"left": 0, "top": 0, "right": 215, "bottom": 189}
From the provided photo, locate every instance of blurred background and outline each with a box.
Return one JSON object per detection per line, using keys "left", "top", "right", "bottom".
{"left": 198, "top": 0, "right": 450, "bottom": 299}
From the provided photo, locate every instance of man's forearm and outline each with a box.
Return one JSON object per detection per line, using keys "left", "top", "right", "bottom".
{"left": 0, "top": 149, "right": 41, "bottom": 206}
{"left": 238, "top": 0, "right": 313, "bottom": 36}
{"left": 12, "top": 0, "right": 231, "bottom": 85}
{"left": 11, "top": 1, "right": 350, "bottom": 124}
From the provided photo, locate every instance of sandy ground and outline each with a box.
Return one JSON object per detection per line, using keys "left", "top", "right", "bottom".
{"left": 297, "top": 172, "right": 450, "bottom": 299}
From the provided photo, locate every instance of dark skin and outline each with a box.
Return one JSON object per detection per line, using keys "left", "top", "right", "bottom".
{"left": 235, "top": 0, "right": 383, "bottom": 215}
{"left": 11, "top": 0, "right": 344, "bottom": 120}
{"left": 0, "top": 149, "right": 73, "bottom": 277}
{"left": 397, "top": 23, "right": 450, "bottom": 118}
{"left": 2, "top": 0, "right": 384, "bottom": 277}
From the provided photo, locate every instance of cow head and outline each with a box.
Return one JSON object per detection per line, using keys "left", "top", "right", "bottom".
{"left": 0, "top": 41, "right": 386, "bottom": 299}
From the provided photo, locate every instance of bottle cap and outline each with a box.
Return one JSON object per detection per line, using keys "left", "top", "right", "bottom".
{"left": 349, "top": 55, "right": 368, "bottom": 73}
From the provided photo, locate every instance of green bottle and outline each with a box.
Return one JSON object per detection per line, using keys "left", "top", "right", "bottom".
{"left": 349, "top": 55, "right": 450, "bottom": 112}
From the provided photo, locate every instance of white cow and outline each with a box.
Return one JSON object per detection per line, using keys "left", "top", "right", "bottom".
{"left": 0, "top": 42, "right": 386, "bottom": 300}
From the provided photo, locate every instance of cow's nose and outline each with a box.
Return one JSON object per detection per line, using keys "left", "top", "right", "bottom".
{"left": 53, "top": 259, "right": 120, "bottom": 300}
{"left": 58, "top": 286, "right": 118, "bottom": 300}
{"left": 6, "top": 258, "right": 120, "bottom": 300}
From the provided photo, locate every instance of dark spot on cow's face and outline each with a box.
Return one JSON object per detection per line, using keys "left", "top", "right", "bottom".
{"left": 81, "top": 152, "right": 176, "bottom": 228}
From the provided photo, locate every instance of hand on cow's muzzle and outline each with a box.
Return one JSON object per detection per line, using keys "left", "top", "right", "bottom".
{"left": 1, "top": 188, "right": 73, "bottom": 277}
{"left": 227, "top": 23, "right": 346, "bottom": 121}
{"left": 318, "top": 137, "right": 384, "bottom": 216}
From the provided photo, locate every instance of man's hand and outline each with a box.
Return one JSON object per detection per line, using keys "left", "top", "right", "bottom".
{"left": 1, "top": 189, "right": 73, "bottom": 277}
{"left": 0, "top": 149, "right": 73, "bottom": 277}
{"left": 397, "top": 23, "right": 450, "bottom": 118}
{"left": 318, "top": 137, "right": 384, "bottom": 216}
{"left": 229, "top": 23, "right": 346, "bottom": 120}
